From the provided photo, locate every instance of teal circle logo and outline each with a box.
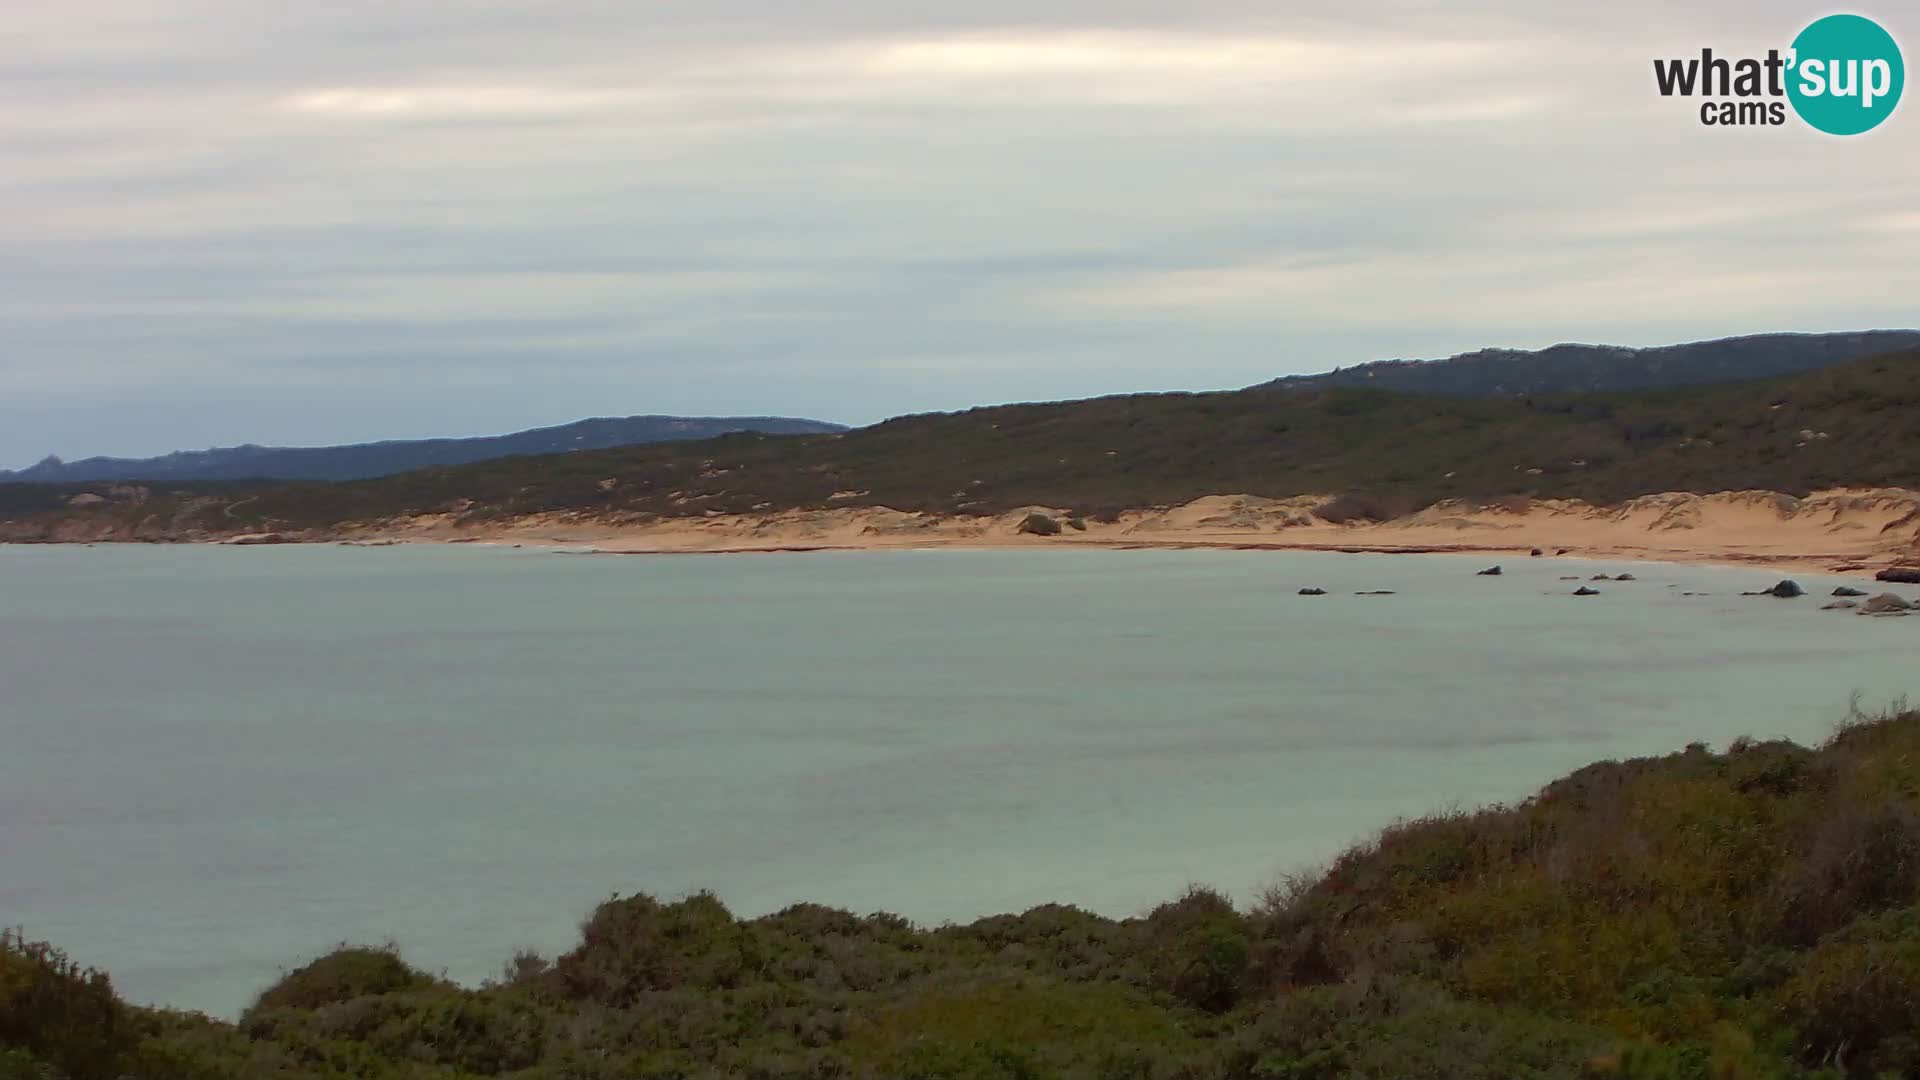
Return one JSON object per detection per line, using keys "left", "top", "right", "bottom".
{"left": 1786, "top": 14, "right": 1904, "bottom": 135}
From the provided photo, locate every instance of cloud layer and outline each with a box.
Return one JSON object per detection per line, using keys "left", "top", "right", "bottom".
{"left": 4, "top": 0, "right": 1915, "bottom": 462}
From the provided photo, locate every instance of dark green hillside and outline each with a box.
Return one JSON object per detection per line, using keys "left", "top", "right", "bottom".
{"left": 5, "top": 348, "right": 1920, "bottom": 538}
{"left": 14, "top": 705, "right": 1920, "bottom": 1078}
{"left": 1258, "top": 330, "right": 1920, "bottom": 397}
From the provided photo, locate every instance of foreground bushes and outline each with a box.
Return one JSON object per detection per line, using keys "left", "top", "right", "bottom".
{"left": 15, "top": 708, "right": 1920, "bottom": 1078}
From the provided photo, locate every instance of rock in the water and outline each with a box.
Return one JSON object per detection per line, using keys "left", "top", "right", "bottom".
{"left": 1765, "top": 580, "right": 1804, "bottom": 598}
{"left": 1832, "top": 586, "right": 1869, "bottom": 597}
{"left": 1354, "top": 590, "right": 1396, "bottom": 596}
{"left": 1613, "top": 573, "right": 1636, "bottom": 582}
{"left": 1861, "top": 593, "right": 1914, "bottom": 615}
{"left": 1824, "top": 600, "right": 1860, "bottom": 610}
{"left": 1298, "top": 587, "right": 1327, "bottom": 596}
{"left": 1573, "top": 586, "right": 1601, "bottom": 596}
{"left": 1591, "top": 574, "right": 1611, "bottom": 581}
{"left": 1477, "top": 565, "right": 1503, "bottom": 576}
{"left": 1877, "top": 567, "right": 1920, "bottom": 584}
{"left": 1559, "top": 576, "right": 1581, "bottom": 581}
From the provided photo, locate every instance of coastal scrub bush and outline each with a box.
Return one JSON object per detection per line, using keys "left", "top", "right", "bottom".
{"left": 0, "top": 932, "right": 133, "bottom": 1080}
{"left": 247, "top": 944, "right": 433, "bottom": 1015}
{"left": 1778, "top": 904, "right": 1920, "bottom": 1074}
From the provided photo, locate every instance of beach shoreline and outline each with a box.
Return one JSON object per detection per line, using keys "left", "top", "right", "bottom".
{"left": 315, "top": 487, "right": 1920, "bottom": 580}
{"left": 12, "top": 486, "right": 1919, "bottom": 580}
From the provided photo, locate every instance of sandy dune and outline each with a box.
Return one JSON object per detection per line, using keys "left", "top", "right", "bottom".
{"left": 359, "top": 488, "right": 1920, "bottom": 576}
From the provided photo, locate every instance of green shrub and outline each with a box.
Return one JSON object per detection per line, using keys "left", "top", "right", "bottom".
{"left": 1779, "top": 904, "right": 1920, "bottom": 1074}
{"left": 247, "top": 944, "right": 433, "bottom": 1015}
{"left": 0, "top": 931, "right": 134, "bottom": 1080}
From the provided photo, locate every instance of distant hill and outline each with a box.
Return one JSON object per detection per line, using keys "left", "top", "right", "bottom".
{"left": 0, "top": 415, "right": 848, "bottom": 484}
{"left": 1257, "top": 330, "right": 1920, "bottom": 397}
{"left": 7, "top": 340, "right": 1919, "bottom": 541}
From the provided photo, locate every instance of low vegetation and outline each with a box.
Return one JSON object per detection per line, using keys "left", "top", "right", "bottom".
{"left": 3, "top": 348, "right": 1919, "bottom": 540}
{"left": 13, "top": 705, "right": 1920, "bottom": 1077}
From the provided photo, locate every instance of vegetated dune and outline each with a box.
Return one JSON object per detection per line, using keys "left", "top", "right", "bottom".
{"left": 12, "top": 704, "right": 1920, "bottom": 1078}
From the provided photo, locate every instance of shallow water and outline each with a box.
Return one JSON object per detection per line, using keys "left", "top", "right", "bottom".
{"left": 1, "top": 543, "right": 1913, "bottom": 1015}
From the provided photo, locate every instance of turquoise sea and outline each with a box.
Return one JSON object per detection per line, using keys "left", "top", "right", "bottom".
{"left": 1, "top": 543, "right": 1913, "bottom": 1016}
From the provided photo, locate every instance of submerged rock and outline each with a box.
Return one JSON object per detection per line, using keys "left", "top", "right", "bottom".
{"left": 1298, "top": 587, "right": 1327, "bottom": 596}
{"left": 1832, "top": 586, "right": 1869, "bottom": 597}
{"left": 1860, "top": 593, "right": 1914, "bottom": 615}
{"left": 1477, "top": 565, "right": 1503, "bottom": 576}
{"left": 1354, "top": 590, "right": 1397, "bottom": 596}
{"left": 1614, "top": 573, "right": 1637, "bottom": 582}
{"left": 1823, "top": 600, "right": 1860, "bottom": 610}
{"left": 1573, "top": 586, "right": 1601, "bottom": 596}
{"left": 1747, "top": 580, "right": 1803, "bottom": 598}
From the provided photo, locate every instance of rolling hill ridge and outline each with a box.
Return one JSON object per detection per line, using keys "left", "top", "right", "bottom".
{"left": 1, "top": 414, "right": 848, "bottom": 485}
{"left": 4, "top": 342, "right": 1919, "bottom": 543}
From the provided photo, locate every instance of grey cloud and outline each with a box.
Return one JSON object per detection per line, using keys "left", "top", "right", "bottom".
{"left": 3, "top": 0, "right": 1916, "bottom": 464}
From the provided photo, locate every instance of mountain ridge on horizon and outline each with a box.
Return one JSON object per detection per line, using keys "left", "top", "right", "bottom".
{"left": 1256, "top": 329, "right": 1920, "bottom": 398}
{"left": 11, "top": 329, "right": 1917, "bottom": 490}
{"left": 1, "top": 414, "right": 849, "bottom": 485}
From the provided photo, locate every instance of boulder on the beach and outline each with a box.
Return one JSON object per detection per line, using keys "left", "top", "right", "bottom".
{"left": 1573, "top": 586, "right": 1601, "bottom": 596}
{"left": 1477, "top": 566, "right": 1503, "bottom": 576}
{"left": 1860, "top": 593, "right": 1914, "bottom": 615}
{"left": 1832, "top": 586, "right": 1869, "bottom": 597}
{"left": 1529, "top": 548, "right": 1544, "bottom": 557}
{"left": 1824, "top": 600, "right": 1860, "bottom": 610}
{"left": 227, "top": 532, "right": 291, "bottom": 546}
{"left": 1016, "top": 512, "right": 1062, "bottom": 537}
{"left": 1298, "top": 587, "right": 1327, "bottom": 596}
{"left": 1555, "top": 548, "right": 1569, "bottom": 555}
{"left": 1877, "top": 567, "right": 1920, "bottom": 584}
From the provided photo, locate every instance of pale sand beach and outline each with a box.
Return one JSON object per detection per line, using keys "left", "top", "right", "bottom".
{"left": 335, "top": 487, "right": 1920, "bottom": 577}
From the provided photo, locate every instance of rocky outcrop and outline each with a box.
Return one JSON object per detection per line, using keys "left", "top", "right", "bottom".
{"left": 1878, "top": 568, "right": 1920, "bottom": 584}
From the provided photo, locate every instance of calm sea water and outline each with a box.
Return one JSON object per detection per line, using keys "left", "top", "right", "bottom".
{"left": 2, "top": 543, "right": 1914, "bottom": 1016}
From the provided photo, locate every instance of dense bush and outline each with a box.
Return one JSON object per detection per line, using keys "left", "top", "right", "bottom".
{"left": 247, "top": 946, "right": 434, "bottom": 1015}
{"left": 0, "top": 933, "right": 133, "bottom": 1080}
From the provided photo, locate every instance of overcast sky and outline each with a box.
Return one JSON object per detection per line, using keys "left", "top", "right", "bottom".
{"left": 4, "top": 0, "right": 1915, "bottom": 465}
